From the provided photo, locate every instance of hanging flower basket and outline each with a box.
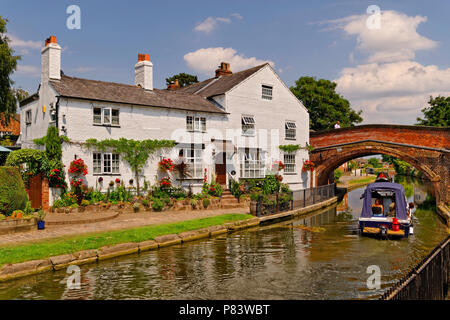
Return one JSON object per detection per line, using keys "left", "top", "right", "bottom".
{"left": 68, "top": 158, "right": 88, "bottom": 176}
{"left": 158, "top": 158, "right": 174, "bottom": 172}
{"left": 302, "top": 160, "right": 315, "bottom": 172}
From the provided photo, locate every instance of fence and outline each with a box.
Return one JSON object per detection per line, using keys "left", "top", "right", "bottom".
{"left": 255, "top": 183, "right": 335, "bottom": 217}
{"left": 380, "top": 235, "right": 450, "bottom": 300}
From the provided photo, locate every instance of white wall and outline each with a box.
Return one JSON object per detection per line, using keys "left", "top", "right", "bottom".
{"left": 20, "top": 83, "right": 59, "bottom": 149}
{"left": 222, "top": 65, "right": 310, "bottom": 190}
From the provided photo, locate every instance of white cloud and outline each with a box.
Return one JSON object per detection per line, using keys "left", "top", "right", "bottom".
{"left": 334, "top": 61, "right": 450, "bottom": 123}
{"left": 16, "top": 64, "right": 40, "bottom": 77}
{"left": 194, "top": 17, "right": 231, "bottom": 34}
{"left": 7, "top": 34, "right": 41, "bottom": 55}
{"left": 231, "top": 13, "right": 243, "bottom": 20}
{"left": 318, "top": 9, "right": 449, "bottom": 124}
{"left": 194, "top": 13, "right": 243, "bottom": 34}
{"left": 184, "top": 47, "right": 274, "bottom": 75}
{"left": 322, "top": 10, "right": 437, "bottom": 63}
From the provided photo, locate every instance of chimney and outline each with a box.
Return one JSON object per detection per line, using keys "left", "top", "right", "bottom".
{"left": 167, "top": 79, "right": 180, "bottom": 90}
{"left": 135, "top": 53, "right": 153, "bottom": 90}
{"left": 215, "top": 62, "right": 232, "bottom": 77}
{"left": 41, "top": 35, "right": 61, "bottom": 82}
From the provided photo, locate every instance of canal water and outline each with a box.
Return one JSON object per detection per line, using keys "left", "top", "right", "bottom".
{"left": 0, "top": 176, "right": 447, "bottom": 300}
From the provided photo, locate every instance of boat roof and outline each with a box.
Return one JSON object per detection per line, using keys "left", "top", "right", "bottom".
{"left": 361, "top": 182, "right": 408, "bottom": 220}
{"left": 365, "top": 182, "right": 405, "bottom": 193}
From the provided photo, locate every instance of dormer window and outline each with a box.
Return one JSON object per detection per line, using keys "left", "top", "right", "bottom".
{"left": 262, "top": 85, "right": 273, "bottom": 100}
{"left": 285, "top": 121, "right": 296, "bottom": 140}
{"left": 242, "top": 115, "right": 255, "bottom": 136}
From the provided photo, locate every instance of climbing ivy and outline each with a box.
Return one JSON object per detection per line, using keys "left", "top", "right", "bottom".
{"left": 278, "top": 143, "right": 314, "bottom": 153}
{"left": 278, "top": 144, "right": 300, "bottom": 153}
{"left": 84, "top": 138, "right": 176, "bottom": 194}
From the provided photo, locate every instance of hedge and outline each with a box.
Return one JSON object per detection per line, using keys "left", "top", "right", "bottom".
{"left": 0, "top": 167, "right": 28, "bottom": 216}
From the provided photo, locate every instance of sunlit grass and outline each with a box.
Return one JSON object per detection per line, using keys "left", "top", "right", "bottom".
{"left": 0, "top": 213, "right": 252, "bottom": 267}
{"left": 348, "top": 177, "right": 376, "bottom": 185}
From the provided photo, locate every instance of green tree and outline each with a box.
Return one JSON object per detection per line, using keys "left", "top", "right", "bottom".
{"left": 368, "top": 157, "right": 381, "bottom": 168}
{"left": 416, "top": 96, "right": 450, "bottom": 127}
{"left": 290, "top": 76, "right": 363, "bottom": 131}
{"left": 0, "top": 17, "right": 21, "bottom": 121}
{"left": 85, "top": 138, "right": 175, "bottom": 194}
{"left": 45, "top": 126, "right": 62, "bottom": 161}
{"left": 165, "top": 73, "right": 198, "bottom": 88}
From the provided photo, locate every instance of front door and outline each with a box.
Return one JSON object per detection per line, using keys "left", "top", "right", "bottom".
{"left": 215, "top": 152, "right": 227, "bottom": 185}
{"left": 29, "top": 173, "right": 43, "bottom": 209}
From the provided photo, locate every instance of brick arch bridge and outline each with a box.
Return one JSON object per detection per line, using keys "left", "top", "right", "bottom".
{"left": 309, "top": 125, "right": 450, "bottom": 215}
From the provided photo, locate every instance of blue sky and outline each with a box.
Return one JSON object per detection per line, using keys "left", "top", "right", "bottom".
{"left": 2, "top": 0, "right": 449, "bottom": 124}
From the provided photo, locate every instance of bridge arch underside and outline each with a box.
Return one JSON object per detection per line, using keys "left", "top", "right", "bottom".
{"left": 311, "top": 142, "right": 444, "bottom": 204}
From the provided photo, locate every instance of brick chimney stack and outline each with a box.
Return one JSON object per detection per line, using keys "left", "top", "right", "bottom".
{"left": 215, "top": 62, "right": 232, "bottom": 77}
{"left": 41, "top": 35, "right": 61, "bottom": 82}
{"left": 135, "top": 53, "right": 153, "bottom": 90}
{"left": 167, "top": 79, "right": 180, "bottom": 90}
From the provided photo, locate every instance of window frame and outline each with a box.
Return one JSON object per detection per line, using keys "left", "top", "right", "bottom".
{"left": 285, "top": 121, "right": 297, "bottom": 140}
{"left": 186, "top": 116, "right": 206, "bottom": 132}
{"left": 241, "top": 115, "right": 255, "bottom": 136}
{"left": 283, "top": 153, "right": 296, "bottom": 174}
{"left": 93, "top": 107, "right": 120, "bottom": 126}
{"left": 93, "top": 152, "right": 120, "bottom": 175}
{"left": 25, "top": 110, "right": 32, "bottom": 125}
{"left": 261, "top": 85, "right": 273, "bottom": 100}
{"left": 178, "top": 144, "right": 204, "bottom": 179}
{"left": 239, "top": 148, "right": 265, "bottom": 178}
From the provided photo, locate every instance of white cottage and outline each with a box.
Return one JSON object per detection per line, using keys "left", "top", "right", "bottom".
{"left": 19, "top": 36, "right": 311, "bottom": 193}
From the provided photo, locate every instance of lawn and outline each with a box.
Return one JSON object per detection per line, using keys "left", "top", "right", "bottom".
{"left": 0, "top": 213, "right": 252, "bottom": 267}
{"left": 348, "top": 177, "right": 376, "bottom": 185}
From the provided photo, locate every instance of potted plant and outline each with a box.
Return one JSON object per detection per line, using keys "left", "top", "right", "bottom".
{"left": 37, "top": 209, "right": 46, "bottom": 230}
{"left": 133, "top": 202, "right": 140, "bottom": 213}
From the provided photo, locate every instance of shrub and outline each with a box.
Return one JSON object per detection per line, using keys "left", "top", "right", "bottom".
{"left": 23, "top": 201, "right": 34, "bottom": 215}
{"left": 250, "top": 193, "right": 261, "bottom": 201}
{"left": 334, "top": 169, "right": 343, "bottom": 182}
{"left": 71, "top": 203, "right": 79, "bottom": 208}
{"left": 37, "top": 209, "right": 46, "bottom": 222}
{"left": 0, "top": 167, "right": 28, "bottom": 216}
{"left": 142, "top": 199, "right": 150, "bottom": 208}
{"left": 52, "top": 199, "right": 64, "bottom": 208}
{"left": 0, "top": 214, "right": 5, "bottom": 220}
{"left": 81, "top": 199, "right": 90, "bottom": 207}
{"left": 202, "top": 197, "right": 210, "bottom": 208}
{"left": 280, "top": 183, "right": 291, "bottom": 194}
{"left": 133, "top": 202, "right": 140, "bottom": 212}
{"left": 190, "top": 198, "right": 197, "bottom": 209}
{"left": 263, "top": 175, "right": 280, "bottom": 195}
{"left": 151, "top": 198, "right": 164, "bottom": 211}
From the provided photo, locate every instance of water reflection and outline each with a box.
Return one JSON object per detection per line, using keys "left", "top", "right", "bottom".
{"left": 0, "top": 177, "right": 446, "bottom": 300}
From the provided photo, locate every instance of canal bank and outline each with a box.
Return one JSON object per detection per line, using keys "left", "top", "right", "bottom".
{"left": 0, "top": 196, "right": 339, "bottom": 283}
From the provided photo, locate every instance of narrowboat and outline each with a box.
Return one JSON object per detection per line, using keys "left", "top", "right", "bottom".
{"left": 358, "top": 173, "right": 414, "bottom": 239}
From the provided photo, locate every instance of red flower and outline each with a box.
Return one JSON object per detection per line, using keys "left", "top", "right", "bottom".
{"left": 115, "top": 178, "right": 121, "bottom": 184}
